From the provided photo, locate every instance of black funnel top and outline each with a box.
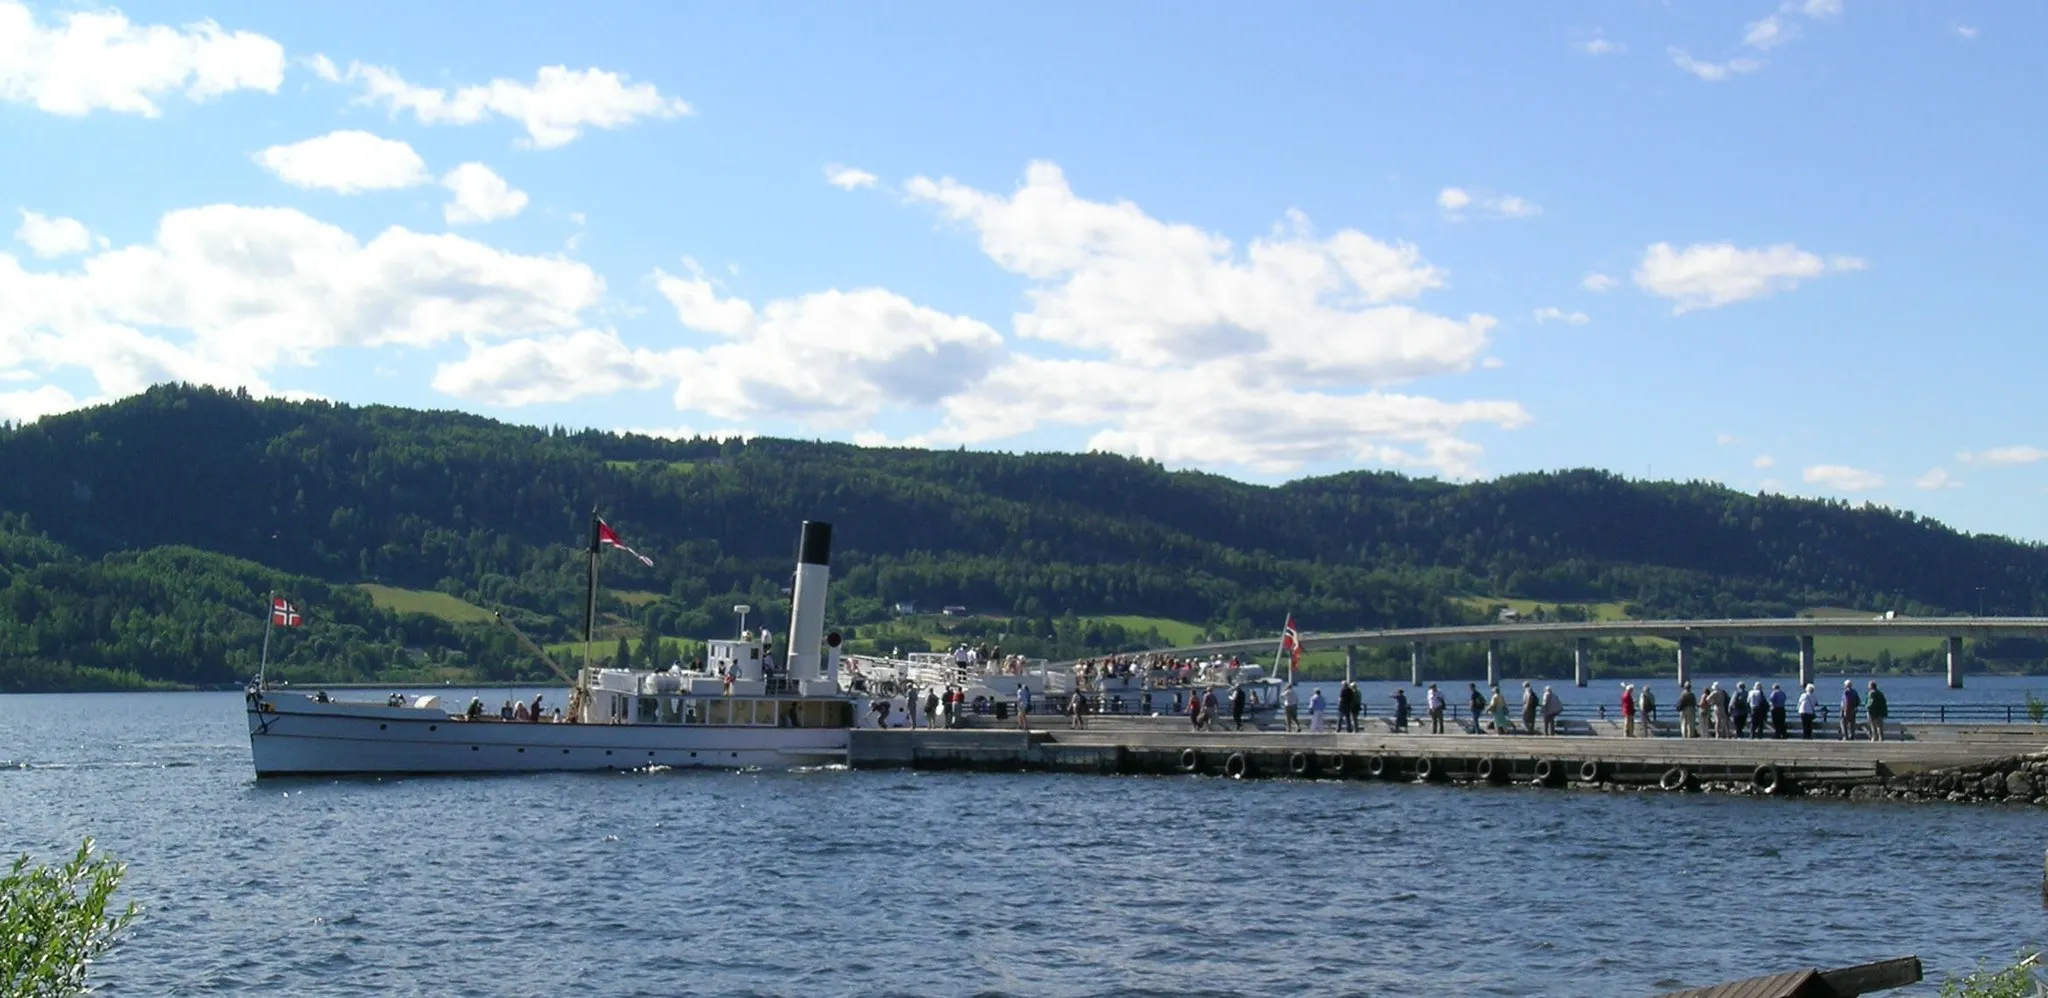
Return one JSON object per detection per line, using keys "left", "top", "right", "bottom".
{"left": 797, "top": 521, "right": 833, "bottom": 567}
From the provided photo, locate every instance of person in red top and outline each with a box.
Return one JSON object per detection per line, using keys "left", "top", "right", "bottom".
{"left": 1620, "top": 684, "right": 1636, "bottom": 738}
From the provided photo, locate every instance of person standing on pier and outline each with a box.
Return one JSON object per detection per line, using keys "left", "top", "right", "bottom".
{"left": 1188, "top": 689, "right": 1203, "bottom": 730}
{"left": 1769, "top": 683, "right": 1788, "bottom": 739}
{"left": 1284, "top": 684, "right": 1302, "bottom": 732}
{"left": 1521, "top": 682, "right": 1539, "bottom": 735}
{"left": 1798, "top": 683, "right": 1817, "bottom": 740}
{"left": 1640, "top": 685, "right": 1658, "bottom": 732}
{"left": 1620, "top": 684, "right": 1635, "bottom": 738}
{"left": 1230, "top": 683, "right": 1248, "bottom": 731}
{"left": 1488, "top": 685, "right": 1508, "bottom": 734}
{"left": 1426, "top": 684, "right": 1444, "bottom": 734}
{"left": 1202, "top": 687, "right": 1220, "bottom": 732}
{"left": 1730, "top": 683, "right": 1750, "bottom": 738}
{"left": 1866, "top": 681, "right": 1888, "bottom": 742}
{"left": 1747, "top": 683, "right": 1767, "bottom": 739}
{"left": 1541, "top": 685, "right": 1562, "bottom": 735}
{"left": 1017, "top": 684, "right": 1030, "bottom": 731}
{"left": 1839, "top": 680, "right": 1861, "bottom": 740}
{"left": 1466, "top": 683, "right": 1485, "bottom": 735}
{"left": 1676, "top": 681, "right": 1698, "bottom": 738}
{"left": 1309, "top": 688, "right": 1327, "bottom": 732}
{"left": 1337, "top": 681, "right": 1358, "bottom": 733}
{"left": 905, "top": 682, "right": 919, "bottom": 730}
{"left": 1393, "top": 687, "right": 1412, "bottom": 732}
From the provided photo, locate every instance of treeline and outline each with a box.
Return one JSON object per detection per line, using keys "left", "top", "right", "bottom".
{"left": 0, "top": 383, "right": 2044, "bottom": 689}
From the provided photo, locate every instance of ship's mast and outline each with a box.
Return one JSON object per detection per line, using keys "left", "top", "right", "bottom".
{"left": 583, "top": 506, "right": 600, "bottom": 675}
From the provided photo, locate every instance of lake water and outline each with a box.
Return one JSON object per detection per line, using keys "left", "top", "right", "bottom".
{"left": 3, "top": 689, "right": 2046, "bottom": 997}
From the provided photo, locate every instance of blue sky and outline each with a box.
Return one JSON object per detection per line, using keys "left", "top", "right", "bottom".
{"left": 5, "top": 1, "right": 2046, "bottom": 538}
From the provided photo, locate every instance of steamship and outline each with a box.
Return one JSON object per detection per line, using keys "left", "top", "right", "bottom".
{"left": 244, "top": 521, "right": 859, "bottom": 777}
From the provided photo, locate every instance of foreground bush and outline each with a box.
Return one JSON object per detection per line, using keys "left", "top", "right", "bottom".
{"left": 0, "top": 839, "right": 137, "bottom": 998}
{"left": 1943, "top": 952, "right": 2047, "bottom": 998}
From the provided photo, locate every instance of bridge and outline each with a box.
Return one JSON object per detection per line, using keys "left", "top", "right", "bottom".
{"left": 1095, "top": 616, "right": 2048, "bottom": 690}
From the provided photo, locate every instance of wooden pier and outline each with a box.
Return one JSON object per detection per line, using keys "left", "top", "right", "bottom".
{"left": 849, "top": 719, "right": 2048, "bottom": 798}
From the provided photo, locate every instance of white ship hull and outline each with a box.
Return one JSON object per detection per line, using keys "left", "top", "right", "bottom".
{"left": 247, "top": 694, "right": 850, "bottom": 776}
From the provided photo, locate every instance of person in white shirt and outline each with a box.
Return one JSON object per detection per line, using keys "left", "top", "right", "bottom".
{"left": 1283, "top": 684, "right": 1302, "bottom": 732}
{"left": 1797, "top": 683, "right": 1818, "bottom": 740}
{"left": 1308, "top": 688, "right": 1326, "bottom": 732}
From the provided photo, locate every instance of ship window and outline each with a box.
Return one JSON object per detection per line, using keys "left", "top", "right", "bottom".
{"left": 659, "top": 697, "right": 681, "bottom": 724}
{"left": 749, "top": 647, "right": 759, "bottom": 660}
{"left": 683, "top": 700, "right": 701, "bottom": 724}
{"left": 706, "top": 700, "right": 730, "bottom": 725}
{"left": 637, "top": 697, "right": 659, "bottom": 724}
{"left": 754, "top": 701, "right": 775, "bottom": 726}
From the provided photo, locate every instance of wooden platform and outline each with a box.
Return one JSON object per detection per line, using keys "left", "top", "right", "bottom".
{"left": 850, "top": 722, "right": 2044, "bottom": 791}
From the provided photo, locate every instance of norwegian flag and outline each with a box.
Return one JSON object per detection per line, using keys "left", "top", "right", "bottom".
{"left": 271, "top": 597, "right": 302, "bottom": 628}
{"left": 1279, "top": 613, "right": 1301, "bottom": 669}
{"left": 595, "top": 517, "right": 655, "bottom": 567}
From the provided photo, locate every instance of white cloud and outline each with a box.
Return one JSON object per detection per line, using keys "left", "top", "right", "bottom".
{"left": 0, "top": 383, "right": 82, "bottom": 423}
{"left": 619, "top": 425, "right": 752, "bottom": 443}
{"left": 1715, "top": 432, "right": 1740, "bottom": 446}
{"left": 916, "top": 356, "right": 1526, "bottom": 478}
{"left": 433, "top": 329, "right": 662, "bottom": 405}
{"left": 909, "top": 163, "right": 1484, "bottom": 383}
{"left": 898, "top": 161, "right": 1521, "bottom": 477}
{"left": 655, "top": 274, "right": 1005, "bottom": 424}
{"left": 1438, "top": 187, "right": 1541, "bottom": 219}
{"left": 13, "top": 210, "right": 92, "bottom": 258}
{"left": 1759, "top": 478, "right": 1785, "bottom": 493}
{"left": 1955, "top": 25, "right": 1978, "bottom": 40}
{"left": 255, "top": 130, "right": 430, "bottom": 194}
{"left": 1915, "top": 467, "right": 1961, "bottom": 490}
{"left": 1578, "top": 37, "right": 1625, "bottom": 56}
{"left": 824, "top": 164, "right": 878, "bottom": 190}
{"left": 1533, "top": 307, "right": 1589, "bottom": 325}
{"left": 1581, "top": 272, "right": 1617, "bottom": 292}
{"left": 1957, "top": 445, "right": 2048, "bottom": 466}
{"left": 1753, "top": 454, "right": 1776, "bottom": 469}
{"left": 0, "top": 1, "right": 284, "bottom": 116}
{"left": 317, "top": 59, "right": 690, "bottom": 149}
{"left": 441, "top": 163, "right": 529, "bottom": 224}
{"left": 1633, "top": 241, "right": 1866, "bottom": 313}
{"left": 0, "top": 204, "right": 603, "bottom": 399}
{"left": 1791, "top": 0, "right": 1841, "bottom": 17}
{"left": 1744, "top": 15, "right": 1795, "bottom": 50}
{"left": 1802, "top": 464, "right": 1884, "bottom": 492}
{"left": 1480, "top": 356, "right": 1504, "bottom": 369}
{"left": 1669, "top": 48, "right": 1763, "bottom": 81}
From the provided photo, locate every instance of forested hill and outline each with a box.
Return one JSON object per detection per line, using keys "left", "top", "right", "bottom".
{"left": 1, "top": 383, "right": 2043, "bottom": 690}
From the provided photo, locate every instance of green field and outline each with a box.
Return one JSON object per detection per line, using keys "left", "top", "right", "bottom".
{"left": 1084, "top": 615, "right": 1206, "bottom": 646}
{"left": 613, "top": 590, "right": 663, "bottom": 607}
{"left": 356, "top": 584, "right": 494, "bottom": 624}
{"left": 1454, "top": 596, "right": 1634, "bottom": 622}
{"left": 1799, "top": 607, "right": 1953, "bottom": 660}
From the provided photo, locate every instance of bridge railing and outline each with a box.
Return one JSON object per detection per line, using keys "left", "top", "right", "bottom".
{"left": 1032, "top": 694, "right": 2048, "bottom": 727}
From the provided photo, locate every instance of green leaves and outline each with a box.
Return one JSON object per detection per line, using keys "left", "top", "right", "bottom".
{"left": 0, "top": 838, "right": 138, "bottom": 998}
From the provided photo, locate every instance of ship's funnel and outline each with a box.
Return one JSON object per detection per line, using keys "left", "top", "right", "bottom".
{"left": 784, "top": 521, "right": 832, "bottom": 683}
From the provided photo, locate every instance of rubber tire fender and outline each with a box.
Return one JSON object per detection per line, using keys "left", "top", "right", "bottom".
{"left": 1365, "top": 755, "right": 1388, "bottom": 779}
{"left": 1322, "top": 754, "right": 1346, "bottom": 777}
{"left": 1475, "top": 756, "right": 1504, "bottom": 784}
{"left": 1288, "top": 752, "right": 1310, "bottom": 776}
{"left": 1752, "top": 763, "right": 1782, "bottom": 795}
{"left": 1414, "top": 755, "right": 1438, "bottom": 782}
{"left": 1178, "top": 748, "right": 1200, "bottom": 773}
{"left": 1659, "top": 767, "right": 1690, "bottom": 792}
{"left": 1532, "top": 758, "right": 1559, "bottom": 786}
{"left": 1578, "top": 759, "right": 1603, "bottom": 783}
{"left": 1224, "top": 751, "right": 1249, "bottom": 779}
